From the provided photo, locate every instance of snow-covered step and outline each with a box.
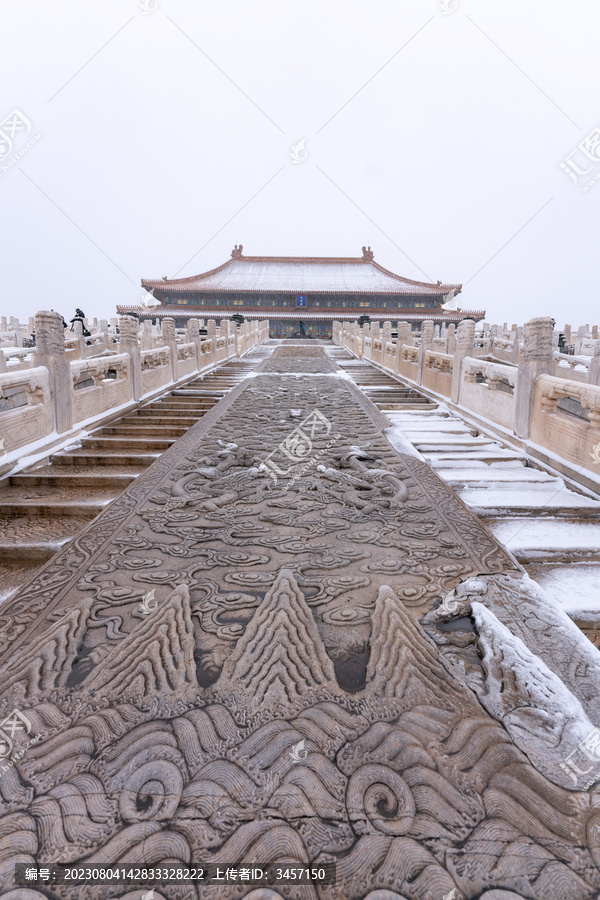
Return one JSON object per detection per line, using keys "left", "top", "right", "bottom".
{"left": 460, "top": 487, "right": 600, "bottom": 516}
{"left": 525, "top": 563, "right": 600, "bottom": 621}
{"left": 489, "top": 517, "right": 600, "bottom": 562}
{"left": 426, "top": 452, "right": 526, "bottom": 465}
{"left": 399, "top": 428, "right": 478, "bottom": 441}
{"left": 386, "top": 418, "right": 473, "bottom": 434}
{"left": 411, "top": 439, "right": 501, "bottom": 453}
{"left": 385, "top": 410, "right": 446, "bottom": 419}
{"left": 438, "top": 468, "right": 561, "bottom": 485}
{"left": 432, "top": 458, "right": 526, "bottom": 470}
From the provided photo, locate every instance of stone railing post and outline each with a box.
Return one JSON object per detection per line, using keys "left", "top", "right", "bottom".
{"left": 512, "top": 326, "right": 523, "bottom": 363}
{"left": 140, "top": 319, "right": 153, "bottom": 351}
{"left": 72, "top": 320, "right": 86, "bottom": 359}
{"left": 369, "top": 322, "right": 379, "bottom": 363}
{"left": 226, "top": 320, "right": 236, "bottom": 357}
{"left": 365, "top": 323, "right": 373, "bottom": 360}
{"left": 397, "top": 321, "right": 412, "bottom": 348}
{"left": 33, "top": 310, "right": 73, "bottom": 434}
{"left": 354, "top": 324, "right": 362, "bottom": 358}
{"left": 118, "top": 315, "right": 141, "bottom": 400}
{"left": 186, "top": 318, "right": 201, "bottom": 371}
{"left": 515, "top": 316, "right": 554, "bottom": 439}
{"left": 575, "top": 325, "right": 588, "bottom": 355}
{"left": 349, "top": 322, "right": 357, "bottom": 357}
{"left": 417, "top": 319, "right": 434, "bottom": 385}
{"left": 589, "top": 343, "right": 600, "bottom": 386}
{"left": 446, "top": 323, "right": 456, "bottom": 355}
{"left": 206, "top": 319, "right": 217, "bottom": 365}
{"left": 451, "top": 319, "right": 475, "bottom": 403}
{"left": 381, "top": 321, "right": 392, "bottom": 368}
{"left": 162, "top": 317, "right": 178, "bottom": 382}
{"left": 10, "top": 317, "right": 23, "bottom": 348}
{"left": 396, "top": 321, "right": 411, "bottom": 370}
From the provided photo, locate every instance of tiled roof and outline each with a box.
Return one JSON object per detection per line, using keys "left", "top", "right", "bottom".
{"left": 141, "top": 248, "right": 461, "bottom": 297}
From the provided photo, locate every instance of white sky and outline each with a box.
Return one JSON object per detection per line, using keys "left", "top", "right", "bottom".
{"left": 1, "top": 0, "right": 599, "bottom": 327}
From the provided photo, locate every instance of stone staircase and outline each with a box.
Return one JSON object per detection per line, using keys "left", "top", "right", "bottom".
{"left": 0, "top": 347, "right": 271, "bottom": 603}
{"left": 331, "top": 348, "right": 600, "bottom": 647}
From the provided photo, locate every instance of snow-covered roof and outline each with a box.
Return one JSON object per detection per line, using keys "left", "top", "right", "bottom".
{"left": 141, "top": 247, "right": 462, "bottom": 297}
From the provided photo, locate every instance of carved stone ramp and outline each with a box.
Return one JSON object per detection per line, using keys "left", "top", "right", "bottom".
{"left": 0, "top": 346, "right": 272, "bottom": 603}
{"left": 0, "top": 344, "right": 599, "bottom": 900}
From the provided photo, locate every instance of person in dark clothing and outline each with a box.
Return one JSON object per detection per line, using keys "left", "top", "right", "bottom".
{"left": 70, "top": 308, "right": 91, "bottom": 337}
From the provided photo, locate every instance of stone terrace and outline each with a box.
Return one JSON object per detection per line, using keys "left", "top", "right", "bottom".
{"left": 0, "top": 342, "right": 599, "bottom": 899}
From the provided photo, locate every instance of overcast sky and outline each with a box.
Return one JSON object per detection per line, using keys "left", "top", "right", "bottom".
{"left": 1, "top": 0, "right": 599, "bottom": 327}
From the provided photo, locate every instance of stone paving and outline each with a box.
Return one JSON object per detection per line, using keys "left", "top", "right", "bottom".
{"left": 0, "top": 344, "right": 599, "bottom": 899}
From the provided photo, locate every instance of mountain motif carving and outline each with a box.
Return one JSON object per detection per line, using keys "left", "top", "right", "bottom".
{"left": 83, "top": 584, "right": 198, "bottom": 704}
{"left": 215, "top": 569, "right": 338, "bottom": 721}
{"left": 0, "top": 600, "right": 93, "bottom": 701}
{"left": 366, "top": 585, "right": 469, "bottom": 713}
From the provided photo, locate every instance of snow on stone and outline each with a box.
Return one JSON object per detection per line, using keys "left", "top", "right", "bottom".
{"left": 527, "top": 566, "right": 600, "bottom": 618}
{"left": 471, "top": 600, "right": 596, "bottom": 790}
{"left": 383, "top": 426, "right": 425, "bottom": 460}
{"left": 491, "top": 518, "right": 600, "bottom": 551}
{"left": 460, "top": 486, "right": 600, "bottom": 510}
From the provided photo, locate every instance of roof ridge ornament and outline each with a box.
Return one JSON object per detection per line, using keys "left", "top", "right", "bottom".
{"left": 231, "top": 244, "right": 244, "bottom": 259}
{"left": 361, "top": 246, "right": 374, "bottom": 261}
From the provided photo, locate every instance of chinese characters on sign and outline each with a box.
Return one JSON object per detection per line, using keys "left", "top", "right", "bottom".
{"left": 297, "top": 294, "right": 307, "bottom": 307}
{"left": 561, "top": 125, "right": 600, "bottom": 192}
{"left": 559, "top": 727, "right": 600, "bottom": 790}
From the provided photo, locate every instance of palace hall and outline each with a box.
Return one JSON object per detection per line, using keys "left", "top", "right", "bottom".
{"left": 118, "top": 245, "right": 484, "bottom": 338}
